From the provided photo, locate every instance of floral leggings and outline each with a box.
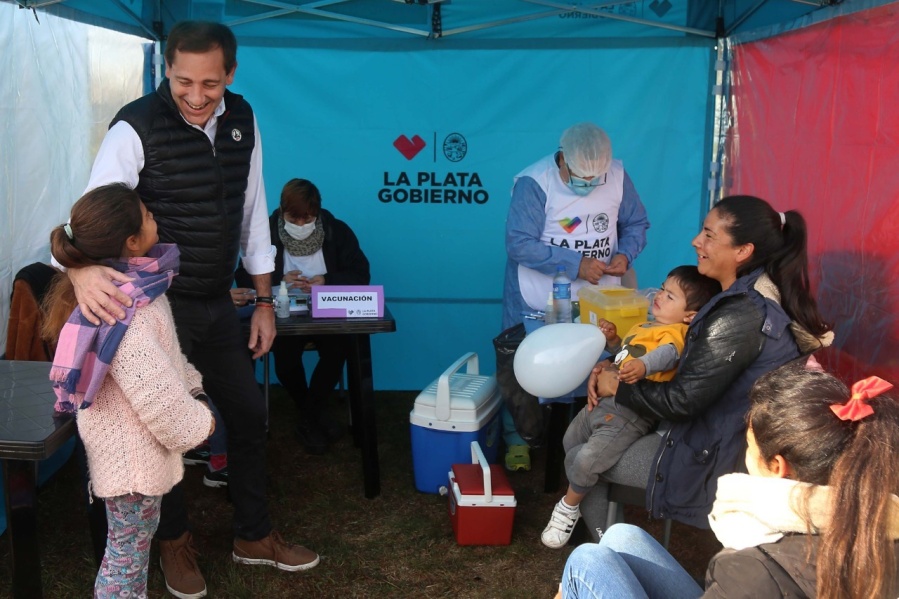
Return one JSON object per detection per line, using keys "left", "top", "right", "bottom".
{"left": 94, "top": 493, "right": 162, "bottom": 599}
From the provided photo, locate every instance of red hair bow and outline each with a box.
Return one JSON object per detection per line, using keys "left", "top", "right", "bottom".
{"left": 830, "top": 376, "right": 894, "bottom": 422}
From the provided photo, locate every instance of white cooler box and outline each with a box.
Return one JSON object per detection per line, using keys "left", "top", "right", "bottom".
{"left": 410, "top": 353, "right": 502, "bottom": 494}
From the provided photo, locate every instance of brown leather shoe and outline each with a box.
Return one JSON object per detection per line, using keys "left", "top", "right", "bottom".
{"left": 232, "top": 531, "right": 320, "bottom": 571}
{"left": 159, "top": 532, "right": 207, "bottom": 599}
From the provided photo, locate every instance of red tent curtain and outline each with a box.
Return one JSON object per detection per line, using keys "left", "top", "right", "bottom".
{"left": 724, "top": 3, "right": 899, "bottom": 383}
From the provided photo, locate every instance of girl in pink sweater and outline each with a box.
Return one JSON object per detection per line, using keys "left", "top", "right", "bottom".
{"left": 43, "top": 183, "right": 214, "bottom": 598}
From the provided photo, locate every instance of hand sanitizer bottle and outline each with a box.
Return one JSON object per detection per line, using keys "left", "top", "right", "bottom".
{"left": 544, "top": 291, "right": 556, "bottom": 324}
{"left": 276, "top": 280, "right": 291, "bottom": 319}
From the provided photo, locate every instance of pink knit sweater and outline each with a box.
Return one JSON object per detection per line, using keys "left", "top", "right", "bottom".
{"left": 76, "top": 295, "right": 213, "bottom": 498}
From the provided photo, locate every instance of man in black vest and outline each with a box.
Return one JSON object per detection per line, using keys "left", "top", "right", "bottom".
{"left": 66, "top": 21, "right": 319, "bottom": 599}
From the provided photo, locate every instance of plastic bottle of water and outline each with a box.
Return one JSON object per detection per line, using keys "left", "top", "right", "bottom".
{"left": 552, "top": 265, "right": 572, "bottom": 323}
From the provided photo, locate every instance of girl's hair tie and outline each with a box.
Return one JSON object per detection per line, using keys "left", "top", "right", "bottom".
{"left": 830, "top": 376, "right": 894, "bottom": 421}
{"left": 778, "top": 212, "right": 786, "bottom": 227}
{"left": 63, "top": 223, "right": 74, "bottom": 240}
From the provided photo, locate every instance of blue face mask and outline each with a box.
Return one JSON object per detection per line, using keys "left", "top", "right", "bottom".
{"left": 567, "top": 176, "right": 595, "bottom": 196}
{"left": 565, "top": 163, "right": 606, "bottom": 196}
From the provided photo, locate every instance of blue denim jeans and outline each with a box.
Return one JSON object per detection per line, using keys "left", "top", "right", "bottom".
{"left": 561, "top": 524, "right": 703, "bottom": 599}
{"left": 205, "top": 397, "right": 227, "bottom": 471}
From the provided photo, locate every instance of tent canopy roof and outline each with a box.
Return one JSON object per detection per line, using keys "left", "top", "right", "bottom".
{"left": 7, "top": 0, "right": 831, "bottom": 43}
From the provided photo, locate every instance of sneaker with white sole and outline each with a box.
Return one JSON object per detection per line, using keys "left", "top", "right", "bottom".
{"left": 233, "top": 531, "right": 320, "bottom": 571}
{"left": 504, "top": 444, "right": 531, "bottom": 472}
{"left": 541, "top": 499, "right": 581, "bottom": 549}
{"left": 202, "top": 467, "right": 228, "bottom": 488}
{"left": 182, "top": 445, "right": 211, "bottom": 466}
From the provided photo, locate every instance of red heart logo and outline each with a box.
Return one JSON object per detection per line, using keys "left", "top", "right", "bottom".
{"left": 393, "top": 134, "right": 426, "bottom": 160}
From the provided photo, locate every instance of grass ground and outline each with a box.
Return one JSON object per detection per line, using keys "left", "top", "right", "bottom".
{"left": 0, "top": 388, "right": 721, "bottom": 598}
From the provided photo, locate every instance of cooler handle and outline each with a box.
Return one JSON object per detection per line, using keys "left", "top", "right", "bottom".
{"left": 470, "top": 441, "right": 493, "bottom": 504}
{"left": 436, "top": 352, "right": 479, "bottom": 421}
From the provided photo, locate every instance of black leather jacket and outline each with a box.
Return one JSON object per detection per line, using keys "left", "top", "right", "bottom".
{"left": 617, "top": 269, "right": 804, "bottom": 527}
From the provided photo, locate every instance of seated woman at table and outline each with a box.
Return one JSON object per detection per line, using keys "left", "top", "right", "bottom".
{"left": 235, "top": 178, "right": 370, "bottom": 455}
{"left": 576, "top": 195, "right": 834, "bottom": 539}
{"left": 557, "top": 359, "right": 899, "bottom": 599}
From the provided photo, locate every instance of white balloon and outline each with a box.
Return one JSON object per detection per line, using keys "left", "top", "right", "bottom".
{"left": 513, "top": 323, "right": 606, "bottom": 398}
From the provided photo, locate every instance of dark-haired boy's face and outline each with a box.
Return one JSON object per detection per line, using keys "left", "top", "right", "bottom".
{"left": 166, "top": 47, "right": 235, "bottom": 127}
{"left": 651, "top": 276, "right": 692, "bottom": 326}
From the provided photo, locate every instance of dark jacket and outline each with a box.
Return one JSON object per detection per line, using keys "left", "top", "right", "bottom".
{"left": 235, "top": 208, "right": 370, "bottom": 289}
{"left": 705, "top": 536, "right": 899, "bottom": 598}
{"left": 111, "top": 79, "right": 255, "bottom": 297}
{"left": 617, "top": 269, "right": 804, "bottom": 528}
{"left": 705, "top": 535, "right": 817, "bottom": 598}
{"left": 5, "top": 263, "right": 58, "bottom": 361}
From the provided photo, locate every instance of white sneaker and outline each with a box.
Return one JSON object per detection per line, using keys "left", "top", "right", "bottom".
{"left": 541, "top": 499, "right": 580, "bottom": 548}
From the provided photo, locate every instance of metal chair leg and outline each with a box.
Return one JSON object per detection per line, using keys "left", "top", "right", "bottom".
{"left": 606, "top": 484, "right": 672, "bottom": 549}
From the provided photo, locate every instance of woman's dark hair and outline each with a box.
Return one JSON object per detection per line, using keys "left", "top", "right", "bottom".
{"left": 165, "top": 21, "right": 238, "bottom": 74}
{"left": 280, "top": 178, "right": 322, "bottom": 220}
{"left": 666, "top": 265, "right": 721, "bottom": 312}
{"left": 713, "top": 195, "right": 831, "bottom": 336}
{"left": 748, "top": 360, "right": 899, "bottom": 599}
{"left": 41, "top": 184, "right": 143, "bottom": 343}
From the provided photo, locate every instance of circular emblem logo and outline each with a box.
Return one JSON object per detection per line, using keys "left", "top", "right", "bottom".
{"left": 442, "top": 133, "right": 467, "bottom": 162}
{"left": 592, "top": 213, "right": 609, "bottom": 233}
{"left": 231, "top": 128, "right": 242, "bottom": 142}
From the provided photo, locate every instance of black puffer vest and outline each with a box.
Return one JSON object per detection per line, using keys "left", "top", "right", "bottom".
{"left": 111, "top": 79, "right": 255, "bottom": 297}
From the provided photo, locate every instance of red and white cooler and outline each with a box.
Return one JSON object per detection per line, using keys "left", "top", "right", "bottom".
{"left": 446, "top": 441, "right": 516, "bottom": 546}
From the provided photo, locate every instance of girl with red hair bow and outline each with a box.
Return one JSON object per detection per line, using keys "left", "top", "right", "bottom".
{"left": 557, "top": 358, "right": 899, "bottom": 599}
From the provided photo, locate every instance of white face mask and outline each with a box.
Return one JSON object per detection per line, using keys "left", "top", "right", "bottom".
{"left": 284, "top": 220, "right": 316, "bottom": 241}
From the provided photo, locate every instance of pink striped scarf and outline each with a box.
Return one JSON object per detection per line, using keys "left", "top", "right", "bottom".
{"left": 50, "top": 244, "right": 180, "bottom": 413}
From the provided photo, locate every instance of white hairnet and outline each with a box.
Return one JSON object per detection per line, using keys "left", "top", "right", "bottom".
{"left": 559, "top": 123, "right": 612, "bottom": 178}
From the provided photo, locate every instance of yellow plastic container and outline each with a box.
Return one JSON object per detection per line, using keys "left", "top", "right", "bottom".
{"left": 577, "top": 286, "right": 649, "bottom": 336}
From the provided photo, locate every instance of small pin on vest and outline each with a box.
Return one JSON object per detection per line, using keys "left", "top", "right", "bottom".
{"left": 231, "top": 128, "right": 242, "bottom": 142}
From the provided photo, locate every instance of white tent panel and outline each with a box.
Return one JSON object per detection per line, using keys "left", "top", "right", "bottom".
{"left": 0, "top": 4, "right": 145, "bottom": 353}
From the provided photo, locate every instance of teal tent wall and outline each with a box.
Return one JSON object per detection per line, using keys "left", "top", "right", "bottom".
{"left": 234, "top": 37, "right": 713, "bottom": 388}
{"left": 4, "top": 0, "right": 881, "bottom": 390}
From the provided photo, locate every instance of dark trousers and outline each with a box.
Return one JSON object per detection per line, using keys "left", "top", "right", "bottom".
{"left": 271, "top": 334, "right": 348, "bottom": 424}
{"left": 155, "top": 292, "right": 272, "bottom": 542}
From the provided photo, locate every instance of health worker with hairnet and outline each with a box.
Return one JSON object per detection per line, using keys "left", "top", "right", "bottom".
{"left": 500, "top": 123, "right": 650, "bottom": 472}
{"left": 502, "top": 122, "right": 650, "bottom": 330}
